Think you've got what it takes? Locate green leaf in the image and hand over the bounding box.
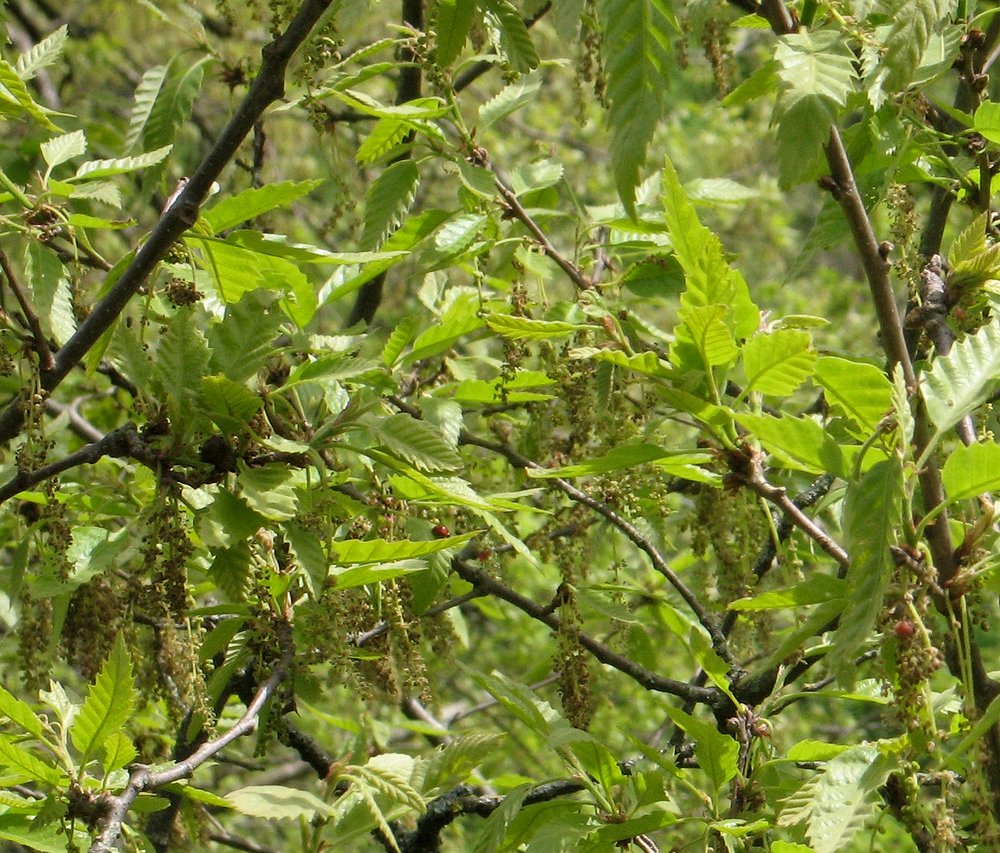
[600,0,675,215]
[332,531,478,563]
[435,0,477,67]
[226,785,333,820]
[0,685,43,738]
[127,54,209,153]
[975,101,1000,146]
[787,740,852,762]
[729,574,846,611]
[71,145,172,180]
[828,458,903,682]
[814,356,892,436]
[0,736,67,786]
[922,318,1000,442]
[153,309,211,435]
[420,734,505,792]
[775,94,837,188]
[484,313,588,341]
[0,59,58,129]
[662,157,759,338]
[25,242,75,345]
[880,0,949,92]
[360,160,420,250]
[40,129,86,174]
[942,441,1000,503]
[284,522,329,593]
[527,443,711,479]
[775,31,857,107]
[208,290,284,383]
[741,329,816,396]
[199,375,263,433]
[102,731,138,772]
[356,115,412,164]
[478,71,543,128]
[238,466,298,521]
[203,180,324,234]
[70,635,136,766]
[333,561,430,590]
[372,413,464,473]
[778,746,895,853]
[675,304,738,368]
[14,25,68,81]
[0,814,88,853]
[382,315,421,367]
[480,0,539,72]
[433,212,485,254]
[735,413,844,476]
[661,704,739,792]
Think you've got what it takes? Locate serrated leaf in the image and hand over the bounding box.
[662,157,759,338]
[729,574,846,611]
[14,25,67,81]
[942,441,1000,503]
[102,731,138,773]
[0,59,58,129]
[40,129,86,174]
[0,686,43,738]
[71,145,172,180]
[484,313,588,341]
[778,746,895,853]
[420,734,505,792]
[600,0,675,215]
[814,356,893,436]
[226,785,333,820]
[356,116,412,164]
[284,522,329,593]
[360,160,420,250]
[25,242,75,345]
[373,413,463,472]
[433,212,485,254]
[208,290,284,382]
[330,530,482,563]
[481,0,539,72]
[735,413,844,476]
[332,561,430,590]
[382,315,421,367]
[127,54,209,154]
[478,71,543,127]
[775,31,857,106]
[661,705,738,792]
[948,210,989,268]
[922,318,1000,442]
[527,443,711,479]
[676,304,738,367]
[0,736,66,786]
[70,635,136,766]
[776,94,837,188]
[153,309,211,435]
[238,466,298,520]
[436,0,477,67]
[880,0,947,92]
[742,328,816,396]
[199,375,263,433]
[828,458,903,683]
[203,179,324,234]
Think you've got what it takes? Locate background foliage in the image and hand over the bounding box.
[0,0,997,851]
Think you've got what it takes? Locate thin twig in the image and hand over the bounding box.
[450,556,720,707]
[0,0,338,444]
[89,624,294,853]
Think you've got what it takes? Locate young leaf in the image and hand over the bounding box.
[372,412,464,472]
[735,413,844,476]
[0,59,58,129]
[332,531,479,564]
[14,25,68,81]
[0,685,43,739]
[827,458,903,683]
[40,129,86,175]
[599,0,676,215]
[435,0,477,67]
[478,71,543,128]
[480,0,539,72]
[127,54,210,153]
[879,0,949,93]
[226,785,333,819]
[203,179,324,234]
[484,313,588,341]
[814,356,892,435]
[526,443,712,479]
[921,318,1000,442]
[70,635,136,767]
[941,441,1000,503]
[741,328,816,397]
[0,736,68,786]
[661,704,739,793]
[71,145,172,180]
[360,160,420,250]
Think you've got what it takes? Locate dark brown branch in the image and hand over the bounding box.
[451,556,720,707]
[89,624,294,853]
[0,0,338,445]
[458,430,731,662]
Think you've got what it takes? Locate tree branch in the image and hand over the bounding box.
[88,623,294,853]
[450,556,720,707]
[0,0,338,444]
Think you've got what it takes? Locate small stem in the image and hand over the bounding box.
[0,167,32,209]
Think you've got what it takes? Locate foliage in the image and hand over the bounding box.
[0,0,998,852]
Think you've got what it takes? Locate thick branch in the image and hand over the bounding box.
[0,0,337,444]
